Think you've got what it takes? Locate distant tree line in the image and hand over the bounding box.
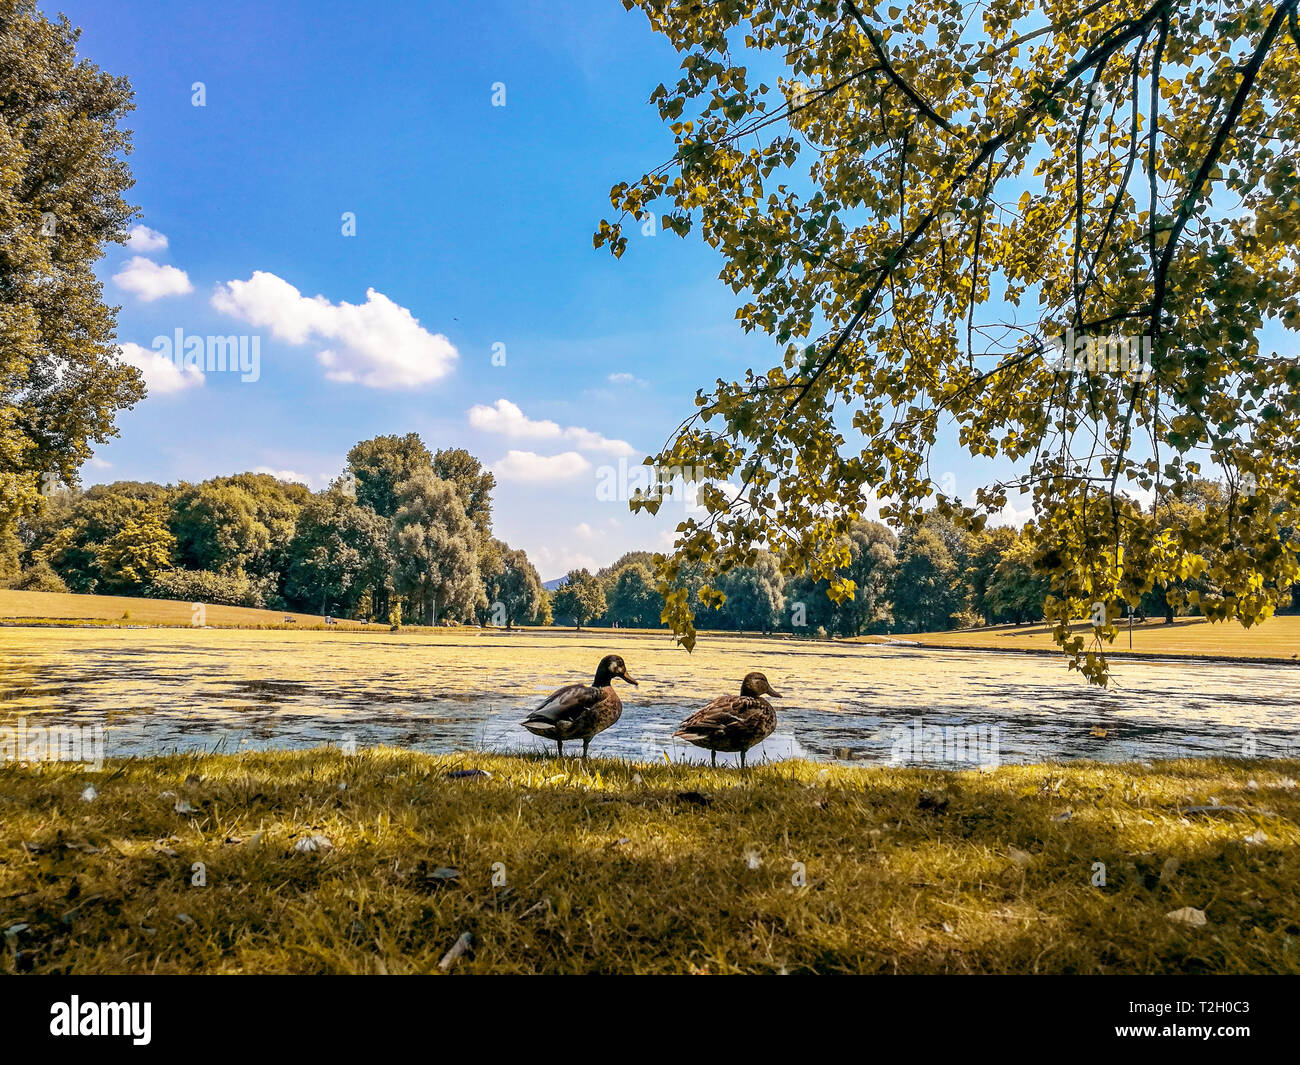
[4,433,547,627]
[551,479,1300,635]
[7,456,1295,635]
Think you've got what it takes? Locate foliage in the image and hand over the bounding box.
[484,539,544,628]
[390,469,482,625]
[146,567,271,608]
[603,0,1300,683]
[0,0,142,537]
[552,569,608,630]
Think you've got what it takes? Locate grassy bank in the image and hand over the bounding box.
[2,749,1298,974]
[869,615,1300,663]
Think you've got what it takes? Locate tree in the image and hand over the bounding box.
[0,1,142,542]
[606,561,663,627]
[552,569,607,630]
[432,448,496,540]
[603,0,1300,684]
[39,487,173,593]
[838,519,898,633]
[347,434,433,519]
[716,551,785,632]
[988,533,1051,625]
[965,526,1019,623]
[286,489,390,617]
[892,526,961,633]
[390,470,481,625]
[170,482,270,576]
[96,513,175,592]
[484,540,544,628]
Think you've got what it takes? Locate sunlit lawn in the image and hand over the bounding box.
[1,749,1298,974]
[870,615,1300,662]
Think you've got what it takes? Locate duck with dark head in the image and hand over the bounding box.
[674,671,780,768]
[521,654,637,758]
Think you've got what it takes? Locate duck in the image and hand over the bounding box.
[521,654,637,758]
[674,671,780,768]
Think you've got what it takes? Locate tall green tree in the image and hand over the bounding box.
[716,551,785,632]
[1,1,142,539]
[606,561,664,627]
[390,469,481,625]
[432,448,496,541]
[604,0,1300,684]
[552,569,607,630]
[286,488,390,617]
[484,540,544,629]
[988,532,1052,625]
[892,525,961,633]
[347,434,434,519]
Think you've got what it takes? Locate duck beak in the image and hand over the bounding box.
[622,673,638,686]
[768,688,782,698]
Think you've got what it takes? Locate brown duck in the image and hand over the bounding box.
[522,654,637,758]
[675,672,780,768]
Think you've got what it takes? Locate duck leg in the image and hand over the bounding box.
[582,738,590,760]
[739,749,747,770]
[556,739,564,758]
[710,750,716,768]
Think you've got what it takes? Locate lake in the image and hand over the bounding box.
[2,626,1297,767]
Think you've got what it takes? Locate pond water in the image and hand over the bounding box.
[1,627,1297,768]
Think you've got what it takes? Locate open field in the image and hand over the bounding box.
[0,588,377,630]
[1,749,1297,974]
[871,615,1300,663]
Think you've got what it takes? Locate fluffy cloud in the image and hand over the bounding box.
[492,449,591,482]
[607,372,647,387]
[113,256,193,301]
[468,399,636,457]
[125,225,169,253]
[115,342,204,394]
[253,466,316,487]
[211,271,457,388]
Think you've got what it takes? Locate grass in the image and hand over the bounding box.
[867,614,1300,663]
[0,589,443,631]
[2,748,1298,974]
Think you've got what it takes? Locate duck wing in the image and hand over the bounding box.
[675,694,766,738]
[523,683,602,729]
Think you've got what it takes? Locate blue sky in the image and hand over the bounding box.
[56,0,811,579]
[57,0,1281,581]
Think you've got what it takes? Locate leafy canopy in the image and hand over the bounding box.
[602,0,1300,682]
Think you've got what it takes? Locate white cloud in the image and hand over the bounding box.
[253,466,315,487]
[468,399,636,457]
[113,256,193,301]
[212,271,457,388]
[492,449,591,482]
[115,342,204,394]
[574,522,594,538]
[88,457,112,470]
[125,224,169,253]
[607,372,647,387]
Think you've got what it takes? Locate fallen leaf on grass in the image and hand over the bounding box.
[1166,907,1207,927]
[293,835,333,854]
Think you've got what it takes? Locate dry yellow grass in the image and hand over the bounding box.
[1,749,1297,974]
[0,589,434,631]
[865,615,1300,663]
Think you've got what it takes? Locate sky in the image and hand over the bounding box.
[53,0,831,580]
[47,0,1245,581]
